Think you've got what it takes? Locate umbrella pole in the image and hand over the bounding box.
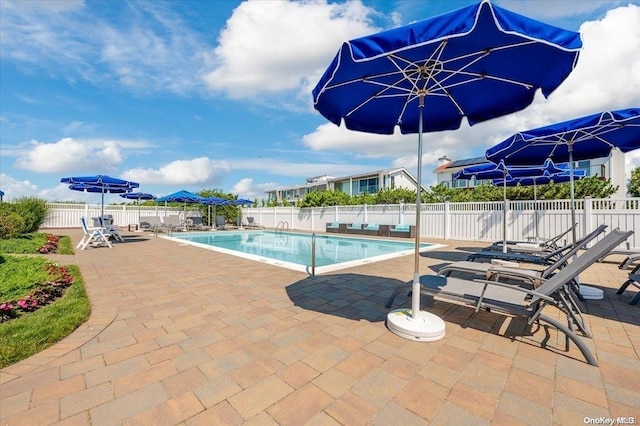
[101,189,105,218]
[534,180,539,243]
[569,146,577,246]
[386,93,445,342]
[502,172,507,253]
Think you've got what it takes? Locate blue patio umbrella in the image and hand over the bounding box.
[454,159,574,249]
[61,175,139,217]
[66,181,137,218]
[119,192,157,223]
[486,108,640,244]
[202,197,228,226]
[157,190,205,222]
[492,170,587,242]
[312,0,582,340]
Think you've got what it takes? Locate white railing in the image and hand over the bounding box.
[42,203,185,229]
[242,197,640,248]
[40,197,640,247]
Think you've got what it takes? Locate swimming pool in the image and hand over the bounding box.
[164,230,444,274]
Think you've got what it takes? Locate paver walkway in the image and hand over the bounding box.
[1,229,639,425]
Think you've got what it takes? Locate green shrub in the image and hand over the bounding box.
[11,197,48,233]
[0,213,25,239]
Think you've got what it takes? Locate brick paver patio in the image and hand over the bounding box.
[1,228,639,425]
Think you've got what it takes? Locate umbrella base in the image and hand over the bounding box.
[580,284,604,300]
[386,309,446,341]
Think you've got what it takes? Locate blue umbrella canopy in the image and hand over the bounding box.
[312,0,582,340]
[65,178,138,217]
[156,190,204,203]
[453,159,570,181]
[61,175,139,189]
[233,198,253,206]
[120,192,156,201]
[486,108,640,166]
[486,108,640,244]
[119,192,156,223]
[492,170,586,187]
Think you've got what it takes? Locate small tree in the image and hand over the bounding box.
[628,166,640,197]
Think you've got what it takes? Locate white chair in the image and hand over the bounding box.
[77,217,112,250]
[98,216,124,242]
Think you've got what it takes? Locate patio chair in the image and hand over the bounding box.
[98,216,124,242]
[386,228,633,366]
[346,223,364,234]
[466,227,606,265]
[616,274,640,305]
[186,216,210,231]
[246,217,263,229]
[488,224,575,252]
[77,217,112,250]
[161,215,182,233]
[215,215,232,230]
[620,253,640,273]
[598,245,640,269]
[140,216,162,232]
[390,224,415,238]
[326,222,347,234]
[439,225,608,288]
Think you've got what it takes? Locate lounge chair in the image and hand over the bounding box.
[346,222,364,234]
[215,215,232,230]
[386,228,633,366]
[620,253,640,273]
[616,273,640,305]
[390,224,415,238]
[140,216,162,232]
[326,222,347,234]
[466,228,605,265]
[98,216,124,242]
[186,216,210,231]
[77,217,112,250]
[246,217,263,229]
[598,245,640,269]
[439,225,608,287]
[489,224,575,252]
[161,215,182,233]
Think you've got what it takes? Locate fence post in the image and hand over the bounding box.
[583,197,592,244]
[335,205,339,222]
[363,204,368,223]
[399,202,404,225]
[444,201,450,240]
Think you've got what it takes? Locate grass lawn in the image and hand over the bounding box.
[0,233,90,368]
[0,232,73,255]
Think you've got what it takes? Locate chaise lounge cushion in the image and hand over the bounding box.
[390,224,415,238]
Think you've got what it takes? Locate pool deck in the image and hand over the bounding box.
[1,228,639,425]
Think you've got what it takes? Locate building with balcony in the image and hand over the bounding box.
[266,168,423,204]
[433,151,627,197]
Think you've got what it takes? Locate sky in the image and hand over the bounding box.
[1,0,639,204]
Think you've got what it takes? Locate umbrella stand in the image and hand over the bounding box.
[387,94,446,341]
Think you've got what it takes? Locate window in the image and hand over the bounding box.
[576,160,591,176]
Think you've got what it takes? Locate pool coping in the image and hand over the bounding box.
[160,230,446,274]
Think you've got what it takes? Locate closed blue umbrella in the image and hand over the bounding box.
[313,0,582,340]
[486,108,640,244]
[0,190,4,202]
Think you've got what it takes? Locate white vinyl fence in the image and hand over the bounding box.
[41,197,640,247]
[242,197,640,248]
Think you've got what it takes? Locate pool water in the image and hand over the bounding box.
[165,230,443,274]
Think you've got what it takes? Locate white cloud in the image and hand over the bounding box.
[13,137,125,173]
[202,0,380,99]
[123,157,231,186]
[0,174,38,201]
[228,157,373,178]
[229,177,278,200]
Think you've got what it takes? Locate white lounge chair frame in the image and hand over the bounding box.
[77,217,112,250]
